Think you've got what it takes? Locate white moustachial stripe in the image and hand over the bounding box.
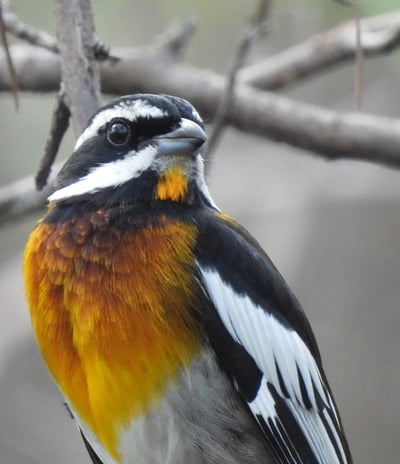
[48,145,157,202]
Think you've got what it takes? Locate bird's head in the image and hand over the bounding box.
[49,94,216,208]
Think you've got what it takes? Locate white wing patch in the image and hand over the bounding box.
[199,266,347,464]
[49,145,157,201]
[75,99,167,150]
[200,267,325,408]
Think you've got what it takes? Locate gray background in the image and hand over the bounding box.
[1,1,399,463]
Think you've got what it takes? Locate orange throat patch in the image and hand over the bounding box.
[156,168,188,201]
[23,212,201,460]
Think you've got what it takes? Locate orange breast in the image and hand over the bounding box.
[23,209,201,460]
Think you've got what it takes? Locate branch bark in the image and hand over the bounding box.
[239,11,400,90]
[54,0,100,135]
[2,2,58,53]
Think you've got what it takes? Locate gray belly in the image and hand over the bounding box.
[118,348,273,464]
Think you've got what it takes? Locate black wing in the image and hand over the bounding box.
[194,211,352,464]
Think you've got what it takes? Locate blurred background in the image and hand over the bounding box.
[1,0,400,462]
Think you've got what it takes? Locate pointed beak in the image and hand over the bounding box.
[149,118,207,158]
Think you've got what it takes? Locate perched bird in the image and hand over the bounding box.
[24,94,352,464]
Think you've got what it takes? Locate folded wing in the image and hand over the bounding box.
[195,213,352,464]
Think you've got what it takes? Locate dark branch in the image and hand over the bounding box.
[92,40,119,63]
[206,0,269,156]
[35,89,70,190]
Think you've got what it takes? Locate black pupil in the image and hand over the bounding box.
[108,122,130,145]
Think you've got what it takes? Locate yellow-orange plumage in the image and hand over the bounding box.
[156,168,188,201]
[24,209,201,459]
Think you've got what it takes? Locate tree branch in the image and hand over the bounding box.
[54,0,101,136]
[239,10,400,90]
[2,1,58,53]
[0,43,400,170]
[0,170,56,226]
[2,9,400,95]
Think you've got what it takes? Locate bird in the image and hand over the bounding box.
[24,93,352,464]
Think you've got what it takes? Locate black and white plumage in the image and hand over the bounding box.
[194,212,351,464]
[29,94,352,464]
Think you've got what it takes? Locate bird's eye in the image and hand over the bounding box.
[107,121,130,146]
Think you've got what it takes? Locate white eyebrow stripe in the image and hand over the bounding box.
[74,100,167,150]
[48,145,157,202]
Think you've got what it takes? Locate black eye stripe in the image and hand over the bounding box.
[100,115,179,148]
[133,115,178,139]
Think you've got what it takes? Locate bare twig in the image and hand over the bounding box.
[253,0,271,22]
[206,0,269,156]
[35,89,70,190]
[2,1,58,53]
[2,2,119,62]
[239,11,400,90]
[153,15,198,58]
[0,2,18,109]
[92,40,119,63]
[353,2,363,109]
[332,0,364,109]
[54,0,101,136]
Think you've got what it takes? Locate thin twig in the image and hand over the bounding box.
[332,0,364,108]
[35,89,70,190]
[153,15,198,58]
[92,40,119,63]
[0,2,18,109]
[2,1,58,53]
[2,2,118,62]
[353,2,364,108]
[206,0,270,156]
